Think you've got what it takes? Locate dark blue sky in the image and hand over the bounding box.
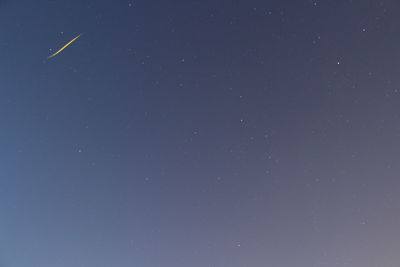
[1,1,400,266]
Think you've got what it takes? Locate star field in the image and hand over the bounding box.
[0,1,400,266]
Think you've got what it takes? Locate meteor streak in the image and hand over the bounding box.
[48,33,83,59]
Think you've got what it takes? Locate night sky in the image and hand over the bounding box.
[1,1,400,266]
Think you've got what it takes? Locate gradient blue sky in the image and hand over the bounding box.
[1,1,400,266]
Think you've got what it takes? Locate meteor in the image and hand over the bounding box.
[48,33,83,59]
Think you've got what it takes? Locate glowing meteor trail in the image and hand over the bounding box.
[48,33,83,59]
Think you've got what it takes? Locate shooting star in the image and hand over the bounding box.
[48,33,83,59]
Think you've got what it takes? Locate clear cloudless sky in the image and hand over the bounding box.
[1,0,400,266]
